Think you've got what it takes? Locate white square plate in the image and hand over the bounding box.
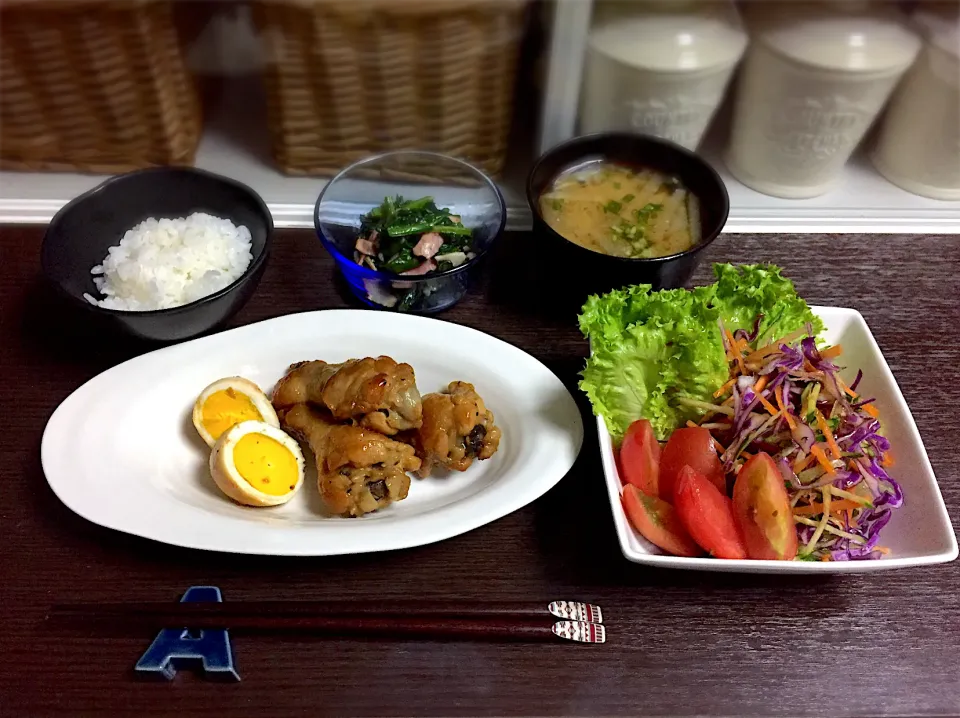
[598,306,958,573]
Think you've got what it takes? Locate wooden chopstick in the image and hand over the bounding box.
[48,603,606,644]
[50,600,603,624]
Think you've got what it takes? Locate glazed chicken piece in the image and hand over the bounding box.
[280,404,420,517]
[272,356,422,435]
[408,381,502,477]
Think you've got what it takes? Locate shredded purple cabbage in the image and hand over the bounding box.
[733,314,764,343]
[708,323,903,561]
[849,369,864,392]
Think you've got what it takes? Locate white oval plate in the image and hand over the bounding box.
[41,311,584,556]
[600,306,958,573]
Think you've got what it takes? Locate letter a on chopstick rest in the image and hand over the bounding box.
[135,586,240,681]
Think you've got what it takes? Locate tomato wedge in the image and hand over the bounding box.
[618,419,660,497]
[659,427,725,500]
[733,452,798,560]
[622,484,701,558]
[674,465,748,559]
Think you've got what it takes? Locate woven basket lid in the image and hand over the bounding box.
[256,0,523,16]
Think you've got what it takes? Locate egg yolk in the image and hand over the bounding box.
[202,388,262,441]
[232,433,299,496]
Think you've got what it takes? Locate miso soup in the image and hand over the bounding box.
[539,163,701,259]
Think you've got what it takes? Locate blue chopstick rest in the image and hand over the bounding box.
[135,585,240,681]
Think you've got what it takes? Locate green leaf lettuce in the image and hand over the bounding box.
[712,263,824,342]
[578,263,822,442]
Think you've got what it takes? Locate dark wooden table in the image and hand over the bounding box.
[1,225,958,717]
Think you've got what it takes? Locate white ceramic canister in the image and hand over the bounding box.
[579,0,748,150]
[871,4,960,200]
[725,0,922,199]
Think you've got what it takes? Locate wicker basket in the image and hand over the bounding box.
[253,0,528,178]
[0,0,202,173]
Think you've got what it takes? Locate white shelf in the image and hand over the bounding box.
[1,77,958,234]
[708,146,960,234]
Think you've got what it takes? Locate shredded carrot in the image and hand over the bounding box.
[882,452,895,467]
[686,420,698,429]
[753,376,768,393]
[816,410,842,460]
[793,453,813,473]
[757,392,779,417]
[713,378,736,398]
[875,546,890,555]
[811,445,836,474]
[863,403,880,418]
[775,388,797,429]
[803,360,817,373]
[837,376,858,398]
[820,555,832,562]
[724,326,746,374]
[820,344,843,360]
[745,344,781,363]
[793,499,863,516]
[745,329,806,362]
[721,395,735,407]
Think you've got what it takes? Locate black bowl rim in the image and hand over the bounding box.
[313,150,507,283]
[525,131,731,266]
[41,166,274,317]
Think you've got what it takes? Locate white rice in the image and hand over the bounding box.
[83,212,254,311]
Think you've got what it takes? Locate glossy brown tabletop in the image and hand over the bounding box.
[1,225,958,717]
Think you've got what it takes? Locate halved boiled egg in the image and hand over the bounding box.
[209,420,306,507]
[192,377,280,447]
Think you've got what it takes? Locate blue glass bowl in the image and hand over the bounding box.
[315,151,506,314]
